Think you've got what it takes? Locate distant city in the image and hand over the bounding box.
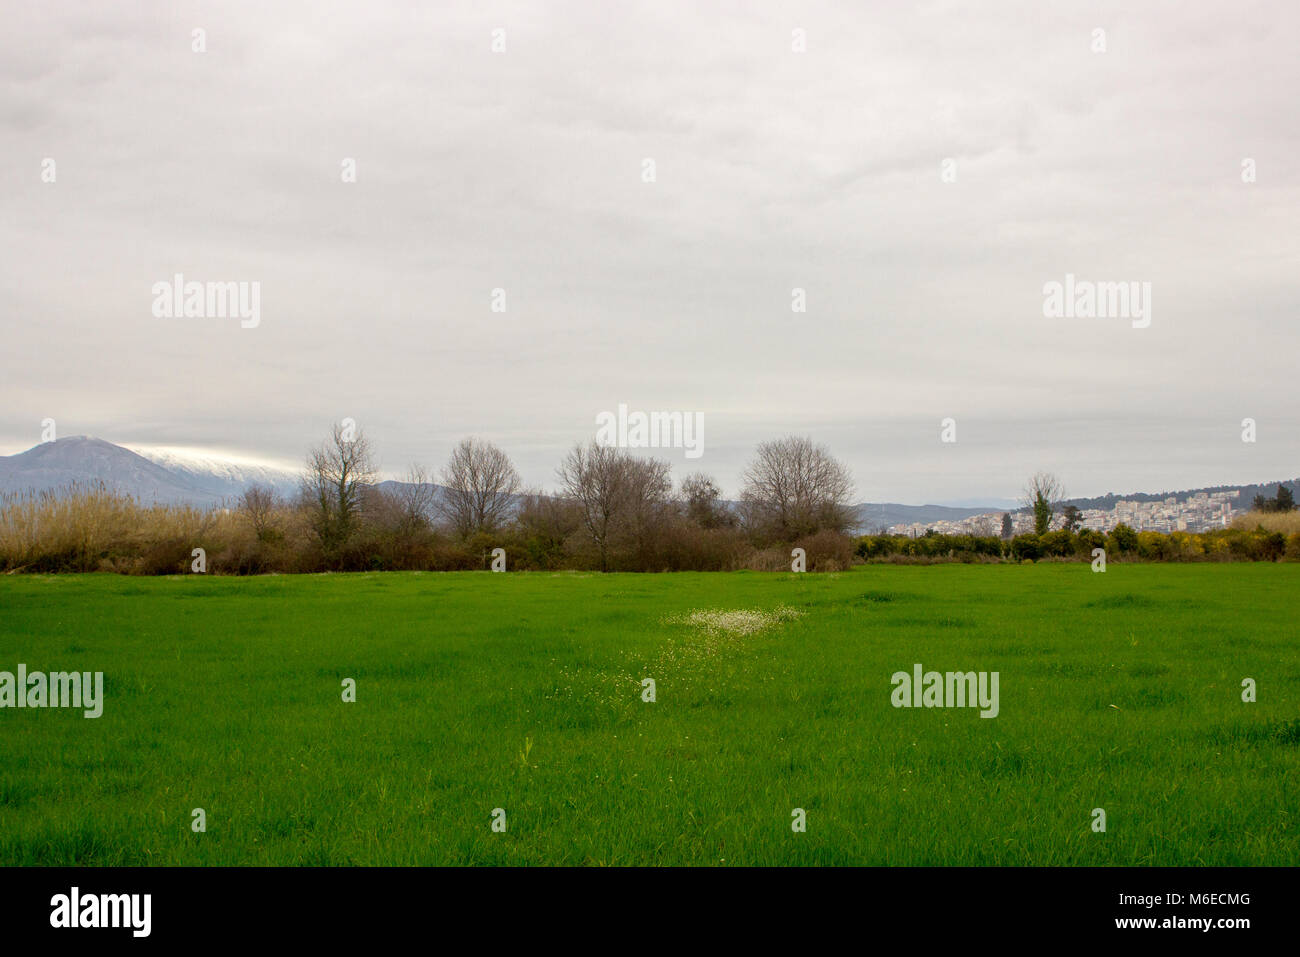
[888,490,1241,537]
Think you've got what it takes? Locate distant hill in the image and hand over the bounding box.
[852,502,993,532]
[372,479,453,508]
[0,436,298,506]
[1060,479,1299,512]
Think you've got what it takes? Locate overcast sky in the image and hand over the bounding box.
[2,0,1296,504]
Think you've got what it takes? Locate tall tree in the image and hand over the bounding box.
[1062,504,1083,532]
[1021,471,1064,535]
[301,422,377,556]
[557,442,631,572]
[438,438,521,539]
[622,457,674,565]
[1275,484,1296,512]
[739,436,855,541]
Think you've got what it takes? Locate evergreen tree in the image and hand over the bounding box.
[1276,484,1296,512]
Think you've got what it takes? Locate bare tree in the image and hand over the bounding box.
[438,438,521,539]
[239,484,280,541]
[392,464,437,535]
[739,436,855,541]
[622,456,673,564]
[557,442,632,572]
[1021,471,1064,535]
[301,422,377,554]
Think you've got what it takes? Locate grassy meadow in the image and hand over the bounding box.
[1,564,1297,865]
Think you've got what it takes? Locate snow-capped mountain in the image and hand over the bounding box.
[0,436,300,506]
[127,445,301,500]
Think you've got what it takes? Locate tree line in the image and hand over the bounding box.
[281,424,858,573]
[0,427,858,574]
[3,432,1294,574]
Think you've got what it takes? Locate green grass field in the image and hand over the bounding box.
[1,565,1297,865]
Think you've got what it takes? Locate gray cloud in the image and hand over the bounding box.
[2,0,1296,501]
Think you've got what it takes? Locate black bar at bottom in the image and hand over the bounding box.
[0,866,1280,944]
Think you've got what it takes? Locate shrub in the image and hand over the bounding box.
[1075,529,1106,556]
[794,530,855,571]
[657,525,749,572]
[1136,531,1167,560]
[1286,533,1300,562]
[743,547,790,572]
[1107,523,1139,555]
[1257,530,1286,562]
[1011,534,1044,562]
[1039,530,1076,558]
